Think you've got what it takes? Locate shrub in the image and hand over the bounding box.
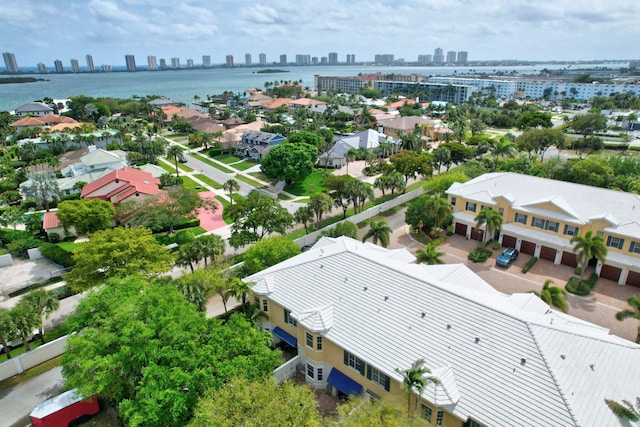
[47,233,60,243]
[565,273,599,296]
[22,199,37,210]
[39,243,75,267]
[0,229,32,245]
[7,237,44,258]
[522,257,538,273]
[468,246,492,263]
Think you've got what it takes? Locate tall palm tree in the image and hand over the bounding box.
[362,220,393,248]
[490,137,516,170]
[0,308,17,359]
[427,196,452,232]
[345,148,357,175]
[175,278,207,312]
[606,398,640,423]
[616,295,640,343]
[533,279,569,313]
[229,277,253,313]
[166,144,184,177]
[21,289,60,345]
[308,192,333,228]
[10,303,39,352]
[395,358,440,418]
[570,231,607,280]
[474,208,503,243]
[416,243,445,265]
[294,206,314,234]
[192,234,225,267]
[223,179,240,206]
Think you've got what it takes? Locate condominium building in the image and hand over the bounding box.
[418,54,432,65]
[171,57,180,69]
[186,59,194,69]
[245,53,252,66]
[446,51,457,64]
[328,52,338,65]
[147,55,158,70]
[202,55,211,68]
[246,235,640,427]
[259,53,267,65]
[447,172,640,286]
[428,76,519,98]
[54,59,64,73]
[225,55,234,67]
[375,80,474,104]
[523,81,640,101]
[86,54,95,72]
[159,59,166,70]
[279,54,287,65]
[125,54,136,71]
[37,63,47,74]
[374,54,394,65]
[2,52,18,73]
[70,59,80,73]
[346,54,356,64]
[457,51,468,65]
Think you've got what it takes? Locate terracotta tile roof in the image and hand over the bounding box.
[161,105,182,120]
[11,115,77,128]
[80,167,161,203]
[383,116,435,130]
[289,98,326,107]
[385,99,416,110]
[263,98,293,110]
[50,122,84,132]
[42,211,61,229]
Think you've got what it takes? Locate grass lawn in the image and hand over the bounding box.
[215,196,234,224]
[158,161,176,174]
[213,154,242,165]
[177,162,194,172]
[248,171,277,185]
[235,174,263,188]
[231,160,258,171]
[194,174,222,189]
[57,241,82,252]
[181,176,209,192]
[293,197,309,203]
[278,193,292,201]
[284,170,332,196]
[191,153,234,173]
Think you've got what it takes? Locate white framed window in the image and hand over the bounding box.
[514,213,528,224]
[344,350,364,375]
[316,336,323,351]
[563,225,579,236]
[421,404,432,422]
[317,368,323,381]
[306,332,313,348]
[262,299,268,312]
[498,207,504,216]
[465,201,477,212]
[630,241,640,254]
[531,217,545,229]
[450,197,457,206]
[306,363,315,379]
[607,236,625,250]
[367,366,390,391]
[284,309,297,327]
[545,220,559,232]
[436,410,444,426]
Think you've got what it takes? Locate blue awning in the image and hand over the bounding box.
[327,368,363,395]
[272,326,297,347]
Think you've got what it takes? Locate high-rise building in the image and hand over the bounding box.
[171,57,181,69]
[374,54,394,65]
[312,57,319,65]
[159,58,167,70]
[457,51,468,65]
[2,52,18,73]
[304,55,311,64]
[279,54,287,65]
[202,55,211,68]
[125,54,136,71]
[70,59,80,73]
[101,64,112,72]
[433,48,444,64]
[86,54,95,72]
[346,54,356,64]
[295,54,304,65]
[54,59,64,73]
[328,52,338,65]
[259,53,266,65]
[186,59,194,68]
[245,53,252,66]
[225,55,234,67]
[320,57,327,65]
[147,55,157,70]
[446,51,457,64]
[37,63,47,73]
[418,54,432,65]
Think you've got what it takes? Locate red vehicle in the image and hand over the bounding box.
[30,389,100,427]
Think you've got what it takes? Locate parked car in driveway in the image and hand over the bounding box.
[496,247,519,267]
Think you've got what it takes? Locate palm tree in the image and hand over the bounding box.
[490,138,516,170]
[345,148,357,175]
[229,278,253,313]
[362,220,393,248]
[21,289,60,345]
[570,231,607,280]
[192,234,225,267]
[395,358,440,418]
[616,295,640,343]
[533,279,569,313]
[10,303,39,352]
[175,278,207,312]
[606,398,640,423]
[427,196,452,233]
[0,308,17,359]
[294,206,314,234]
[416,243,445,265]
[474,208,503,243]
[223,179,240,206]
[166,144,184,177]
[308,193,334,228]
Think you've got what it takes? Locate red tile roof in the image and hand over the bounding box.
[80,167,161,203]
[42,211,61,229]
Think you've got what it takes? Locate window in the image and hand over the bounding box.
[262,299,268,313]
[606,236,625,250]
[367,366,390,391]
[421,404,432,422]
[307,363,314,379]
[451,197,457,206]
[436,410,444,426]
[317,368,323,381]
[465,201,476,212]
[630,241,640,254]
[514,213,528,224]
[344,350,365,375]
[531,217,545,229]
[544,220,559,232]
[563,225,579,236]
[597,231,604,238]
[306,332,313,348]
[316,336,323,351]
[498,207,504,216]
[284,309,297,327]
[254,295,260,306]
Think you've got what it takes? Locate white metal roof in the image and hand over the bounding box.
[246,236,640,427]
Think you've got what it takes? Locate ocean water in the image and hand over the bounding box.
[0,63,612,113]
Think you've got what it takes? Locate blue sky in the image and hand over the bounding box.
[1,0,639,67]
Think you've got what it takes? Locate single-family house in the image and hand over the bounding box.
[13,102,54,117]
[61,148,128,178]
[42,211,77,239]
[317,129,399,169]
[234,130,286,161]
[382,116,435,139]
[80,167,161,204]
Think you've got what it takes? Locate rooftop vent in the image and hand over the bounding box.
[475,337,480,344]
[561,354,566,360]
[520,358,526,366]
[319,265,323,269]
[384,296,389,301]
[446,324,451,330]
[590,364,595,371]
[363,286,368,291]
[421,312,426,318]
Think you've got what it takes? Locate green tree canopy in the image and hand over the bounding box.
[63,227,174,291]
[322,221,358,239]
[389,150,433,184]
[62,276,282,427]
[20,171,60,211]
[514,111,553,130]
[362,220,392,248]
[56,199,115,235]
[243,235,301,275]
[260,142,317,184]
[285,130,324,150]
[331,396,424,427]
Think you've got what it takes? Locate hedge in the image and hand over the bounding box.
[521,257,538,273]
[565,273,599,296]
[152,217,201,233]
[39,243,75,267]
[0,229,32,245]
[468,247,492,263]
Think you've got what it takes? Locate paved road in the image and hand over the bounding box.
[0,366,64,427]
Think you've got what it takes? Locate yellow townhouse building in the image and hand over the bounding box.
[245,236,640,427]
[446,172,640,286]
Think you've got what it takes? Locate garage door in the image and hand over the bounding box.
[502,235,517,248]
[470,227,484,241]
[561,252,578,267]
[455,223,467,236]
[600,264,622,282]
[520,240,536,256]
[627,270,640,287]
[539,246,557,262]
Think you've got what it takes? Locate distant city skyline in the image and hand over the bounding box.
[1,0,638,69]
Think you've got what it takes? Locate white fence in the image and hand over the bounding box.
[294,187,425,247]
[273,354,301,385]
[0,335,69,381]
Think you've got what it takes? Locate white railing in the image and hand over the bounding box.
[0,335,69,381]
[273,354,301,384]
